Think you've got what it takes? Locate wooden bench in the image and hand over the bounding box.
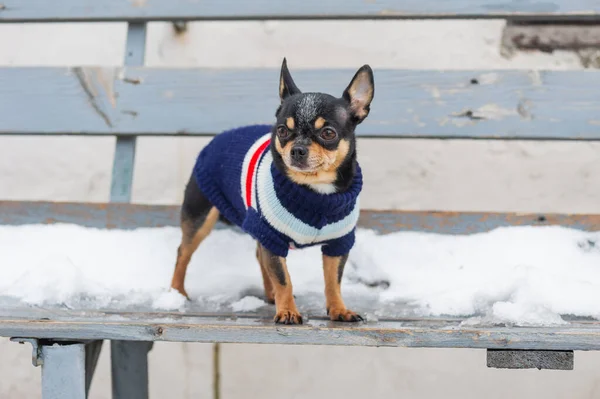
[1,1,600,397]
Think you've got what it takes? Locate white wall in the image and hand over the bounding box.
[1,20,599,399]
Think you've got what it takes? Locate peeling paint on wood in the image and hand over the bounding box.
[130,0,147,8]
[528,70,544,86]
[502,21,600,56]
[468,103,520,120]
[73,67,118,128]
[0,0,599,22]
[476,72,500,85]
[1,68,600,139]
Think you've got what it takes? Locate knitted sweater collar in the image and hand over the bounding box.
[269,160,362,227]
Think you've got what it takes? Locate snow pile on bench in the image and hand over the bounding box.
[1,223,599,326]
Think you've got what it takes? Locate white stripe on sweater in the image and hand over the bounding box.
[255,152,360,245]
[240,133,271,209]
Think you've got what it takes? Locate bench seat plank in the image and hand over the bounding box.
[2,311,600,350]
[1,201,600,233]
[0,67,599,139]
[1,0,599,22]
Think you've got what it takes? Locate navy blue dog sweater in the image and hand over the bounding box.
[193,124,362,257]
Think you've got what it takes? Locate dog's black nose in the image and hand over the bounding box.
[290,146,308,161]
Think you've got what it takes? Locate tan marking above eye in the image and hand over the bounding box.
[314,117,326,129]
[286,117,295,130]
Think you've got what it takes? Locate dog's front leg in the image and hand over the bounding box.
[258,244,303,325]
[323,254,363,322]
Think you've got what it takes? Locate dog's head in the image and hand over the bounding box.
[271,58,374,193]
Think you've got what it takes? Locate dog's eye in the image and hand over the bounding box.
[320,128,337,141]
[276,126,290,139]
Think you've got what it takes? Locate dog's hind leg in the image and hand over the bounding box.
[255,242,275,304]
[170,175,219,299]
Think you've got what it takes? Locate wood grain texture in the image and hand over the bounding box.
[2,201,600,233]
[3,315,600,350]
[1,0,599,22]
[1,67,600,139]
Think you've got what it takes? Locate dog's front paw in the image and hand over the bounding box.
[274,308,303,325]
[328,307,364,322]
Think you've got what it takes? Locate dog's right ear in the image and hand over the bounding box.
[342,65,374,123]
[279,58,301,102]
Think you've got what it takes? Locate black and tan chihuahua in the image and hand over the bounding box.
[170,58,374,324]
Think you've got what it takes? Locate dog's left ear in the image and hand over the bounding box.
[342,65,374,123]
[279,57,301,102]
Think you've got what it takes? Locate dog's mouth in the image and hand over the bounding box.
[287,161,323,174]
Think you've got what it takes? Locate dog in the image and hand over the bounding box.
[170,58,374,325]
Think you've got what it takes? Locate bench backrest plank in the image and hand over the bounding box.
[2,0,599,22]
[1,67,599,140]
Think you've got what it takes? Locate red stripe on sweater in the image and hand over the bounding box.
[245,139,271,207]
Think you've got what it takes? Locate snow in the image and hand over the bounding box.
[230,296,267,312]
[152,288,187,311]
[1,223,600,326]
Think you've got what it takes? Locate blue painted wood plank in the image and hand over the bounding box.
[1,0,599,22]
[0,202,180,230]
[3,315,600,350]
[0,67,599,140]
[1,201,599,233]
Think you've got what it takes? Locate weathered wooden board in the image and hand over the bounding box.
[1,67,599,139]
[1,0,599,22]
[3,313,600,350]
[1,201,600,233]
[502,21,600,55]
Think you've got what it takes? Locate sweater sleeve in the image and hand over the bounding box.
[321,229,356,257]
[242,208,290,258]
